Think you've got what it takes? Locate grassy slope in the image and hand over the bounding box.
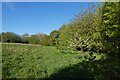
[2,43,84,78]
[2,43,120,79]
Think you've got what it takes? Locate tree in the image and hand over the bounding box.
[57,3,103,53]
[21,33,30,43]
[100,2,120,56]
[29,35,39,44]
[2,32,22,43]
[49,30,59,46]
[58,24,73,51]
[36,33,49,46]
[29,33,50,46]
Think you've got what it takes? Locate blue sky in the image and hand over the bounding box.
[2,2,99,35]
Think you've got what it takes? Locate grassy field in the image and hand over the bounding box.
[2,43,120,79]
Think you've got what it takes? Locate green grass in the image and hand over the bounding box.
[2,43,120,79]
[2,43,83,78]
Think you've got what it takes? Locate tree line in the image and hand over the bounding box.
[0,32,50,45]
[1,2,120,57]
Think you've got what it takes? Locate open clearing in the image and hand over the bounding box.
[2,43,120,79]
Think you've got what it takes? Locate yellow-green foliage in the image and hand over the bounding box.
[58,4,103,53]
[101,2,120,56]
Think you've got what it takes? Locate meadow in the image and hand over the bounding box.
[2,43,120,79]
[2,43,102,78]
[2,2,120,79]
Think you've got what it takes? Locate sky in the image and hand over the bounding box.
[2,2,99,35]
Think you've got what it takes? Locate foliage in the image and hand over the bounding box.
[29,35,39,44]
[2,3,120,56]
[2,32,22,43]
[36,34,50,46]
[100,2,120,56]
[47,57,120,80]
[29,34,49,46]
[2,2,120,79]
[49,30,59,46]
[58,3,103,53]
[21,33,30,44]
[58,24,72,50]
